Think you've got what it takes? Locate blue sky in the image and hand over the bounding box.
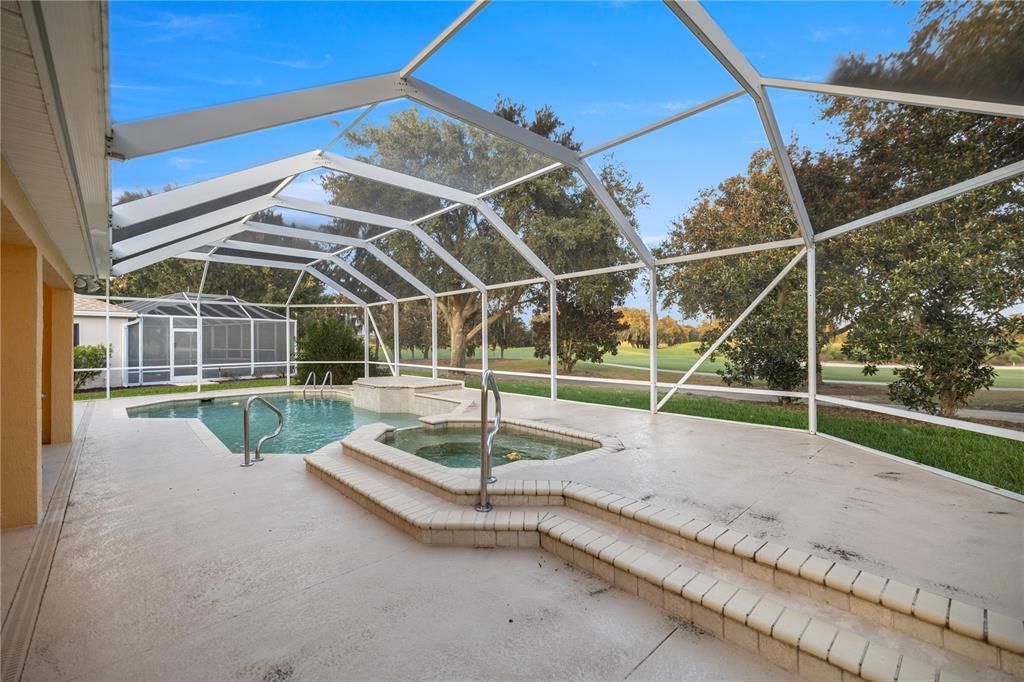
[110,0,922,314]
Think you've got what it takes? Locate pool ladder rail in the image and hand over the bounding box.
[301,371,333,399]
[476,370,502,512]
[242,395,283,467]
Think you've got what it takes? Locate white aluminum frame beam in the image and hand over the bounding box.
[112,217,253,275]
[656,237,805,266]
[574,162,655,266]
[217,238,329,261]
[112,195,274,258]
[111,152,318,227]
[471,200,555,282]
[762,78,1024,120]
[662,0,816,247]
[399,0,490,79]
[814,160,1024,242]
[394,87,748,229]
[275,194,412,231]
[243,222,436,297]
[177,251,308,270]
[657,247,807,410]
[331,256,398,303]
[582,88,746,157]
[109,74,402,160]
[318,152,555,282]
[402,77,656,265]
[270,195,486,289]
[305,266,369,306]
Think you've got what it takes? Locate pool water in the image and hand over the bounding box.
[387,427,592,468]
[128,395,421,454]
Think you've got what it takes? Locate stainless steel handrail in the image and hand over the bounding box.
[319,371,332,397]
[302,372,316,399]
[476,370,502,512]
[242,395,283,467]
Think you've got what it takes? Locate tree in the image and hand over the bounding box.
[616,307,650,348]
[657,149,830,395]
[658,2,1024,414]
[822,1,1024,416]
[490,313,530,358]
[326,99,643,368]
[532,291,627,374]
[73,344,108,390]
[398,303,433,359]
[828,0,1023,105]
[656,316,686,346]
[295,317,368,385]
[108,197,327,305]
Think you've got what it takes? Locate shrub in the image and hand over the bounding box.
[295,318,370,386]
[73,344,109,390]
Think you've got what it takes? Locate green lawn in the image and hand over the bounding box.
[450,374,1024,494]
[402,343,1024,389]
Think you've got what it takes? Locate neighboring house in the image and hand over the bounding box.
[73,294,138,388]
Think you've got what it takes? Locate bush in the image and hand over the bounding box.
[73,344,109,390]
[295,318,369,386]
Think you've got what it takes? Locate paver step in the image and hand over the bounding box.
[305,451,1018,682]
[336,422,1024,678]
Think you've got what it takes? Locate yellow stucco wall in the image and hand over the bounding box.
[49,287,74,444]
[1,164,76,527]
[1,243,44,528]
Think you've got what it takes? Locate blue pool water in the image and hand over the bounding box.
[387,427,591,468]
[128,394,421,454]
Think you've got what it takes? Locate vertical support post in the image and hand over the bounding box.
[137,317,143,386]
[480,290,489,373]
[392,303,400,377]
[363,306,370,378]
[549,282,557,400]
[648,268,658,413]
[807,244,818,434]
[104,278,111,400]
[431,297,438,379]
[196,258,211,393]
[285,305,291,386]
[250,319,255,376]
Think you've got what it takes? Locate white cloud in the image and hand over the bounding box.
[168,157,203,171]
[278,175,329,203]
[111,83,161,91]
[662,99,698,112]
[809,25,860,42]
[256,54,333,70]
[198,76,265,87]
[127,12,250,43]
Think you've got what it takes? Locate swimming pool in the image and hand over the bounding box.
[386,426,591,468]
[128,394,421,454]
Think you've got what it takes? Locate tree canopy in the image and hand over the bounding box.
[326,98,645,369]
[658,2,1023,414]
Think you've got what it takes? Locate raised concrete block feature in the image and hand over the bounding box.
[352,375,463,415]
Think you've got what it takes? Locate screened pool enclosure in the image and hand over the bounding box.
[120,294,296,385]
[83,1,1022,445]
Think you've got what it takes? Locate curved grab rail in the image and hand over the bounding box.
[302,372,316,399]
[476,370,502,512]
[319,371,333,397]
[242,395,283,467]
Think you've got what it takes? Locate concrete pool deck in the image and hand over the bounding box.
[2,384,1020,680]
